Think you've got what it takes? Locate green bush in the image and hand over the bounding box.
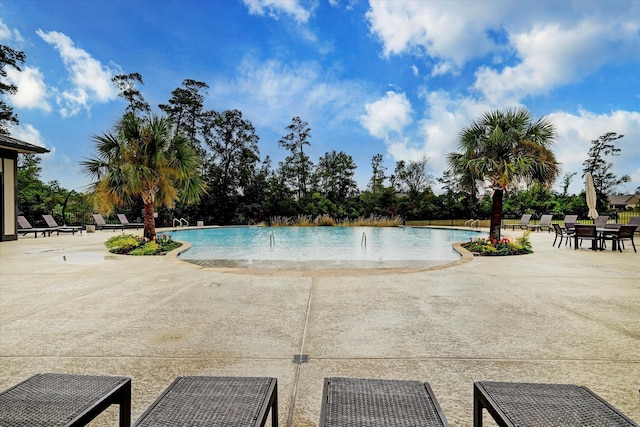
[462,231,533,256]
[104,233,181,255]
[105,234,142,254]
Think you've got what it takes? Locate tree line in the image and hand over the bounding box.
[2,44,636,239]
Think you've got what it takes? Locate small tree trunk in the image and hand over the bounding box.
[490,188,503,241]
[143,202,156,240]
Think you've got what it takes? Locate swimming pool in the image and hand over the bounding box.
[173,226,484,270]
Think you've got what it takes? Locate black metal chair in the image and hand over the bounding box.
[573,224,599,250]
[616,224,637,252]
[552,223,571,247]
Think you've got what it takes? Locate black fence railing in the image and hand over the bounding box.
[22,209,640,231]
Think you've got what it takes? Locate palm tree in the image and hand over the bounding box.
[82,112,206,239]
[448,107,560,241]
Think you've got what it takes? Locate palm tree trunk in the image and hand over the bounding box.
[490,188,503,241]
[143,202,156,240]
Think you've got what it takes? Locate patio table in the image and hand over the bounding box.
[0,373,131,427]
[319,377,449,426]
[598,227,620,251]
[473,381,638,427]
[133,376,278,426]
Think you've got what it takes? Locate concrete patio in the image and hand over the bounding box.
[0,227,638,426]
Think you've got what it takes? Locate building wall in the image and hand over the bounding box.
[1,153,18,241]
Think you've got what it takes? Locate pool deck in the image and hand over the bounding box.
[1,227,638,426]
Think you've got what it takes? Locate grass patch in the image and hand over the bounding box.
[105,233,182,255]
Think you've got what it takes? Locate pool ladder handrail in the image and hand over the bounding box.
[361,231,367,249]
[173,218,189,227]
[269,231,275,248]
[465,219,480,229]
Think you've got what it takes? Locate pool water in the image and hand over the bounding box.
[173,226,484,270]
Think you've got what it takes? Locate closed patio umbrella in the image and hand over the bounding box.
[585,172,598,220]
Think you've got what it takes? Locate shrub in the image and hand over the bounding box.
[104,233,181,255]
[462,231,533,256]
[105,234,142,254]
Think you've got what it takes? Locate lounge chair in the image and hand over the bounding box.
[17,216,56,238]
[507,214,532,230]
[319,377,449,427]
[562,214,578,233]
[594,215,609,228]
[92,214,125,231]
[573,224,599,250]
[0,373,131,427]
[318,377,449,427]
[474,381,637,427]
[42,214,83,235]
[528,214,553,232]
[133,377,277,427]
[616,224,637,252]
[552,223,572,247]
[117,214,143,230]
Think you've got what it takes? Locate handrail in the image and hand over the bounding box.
[172,218,189,227]
[270,231,275,248]
[361,232,367,249]
[465,219,480,229]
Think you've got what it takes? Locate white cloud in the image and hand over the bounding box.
[0,18,23,42]
[242,0,314,23]
[550,108,640,194]
[360,91,413,139]
[10,123,48,149]
[366,1,499,70]
[5,66,51,112]
[36,29,117,117]
[212,57,364,133]
[474,20,640,104]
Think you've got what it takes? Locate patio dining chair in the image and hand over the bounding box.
[573,224,599,251]
[616,224,637,252]
[552,223,571,247]
[628,217,640,235]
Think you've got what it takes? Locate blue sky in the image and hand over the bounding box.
[1,0,639,196]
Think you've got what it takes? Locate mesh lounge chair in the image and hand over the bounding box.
[42,214,83,235]
[17,216,55,238]
[117,214,143,230]
[528,214,553,232]
[507,214,532,230]
[474,382,638,427]
[133,377,277,427]
[92,214,125,231]
[616,224,637,252]
[319,377,450,427]
[594,215,609,228]
[562,214,578,233]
